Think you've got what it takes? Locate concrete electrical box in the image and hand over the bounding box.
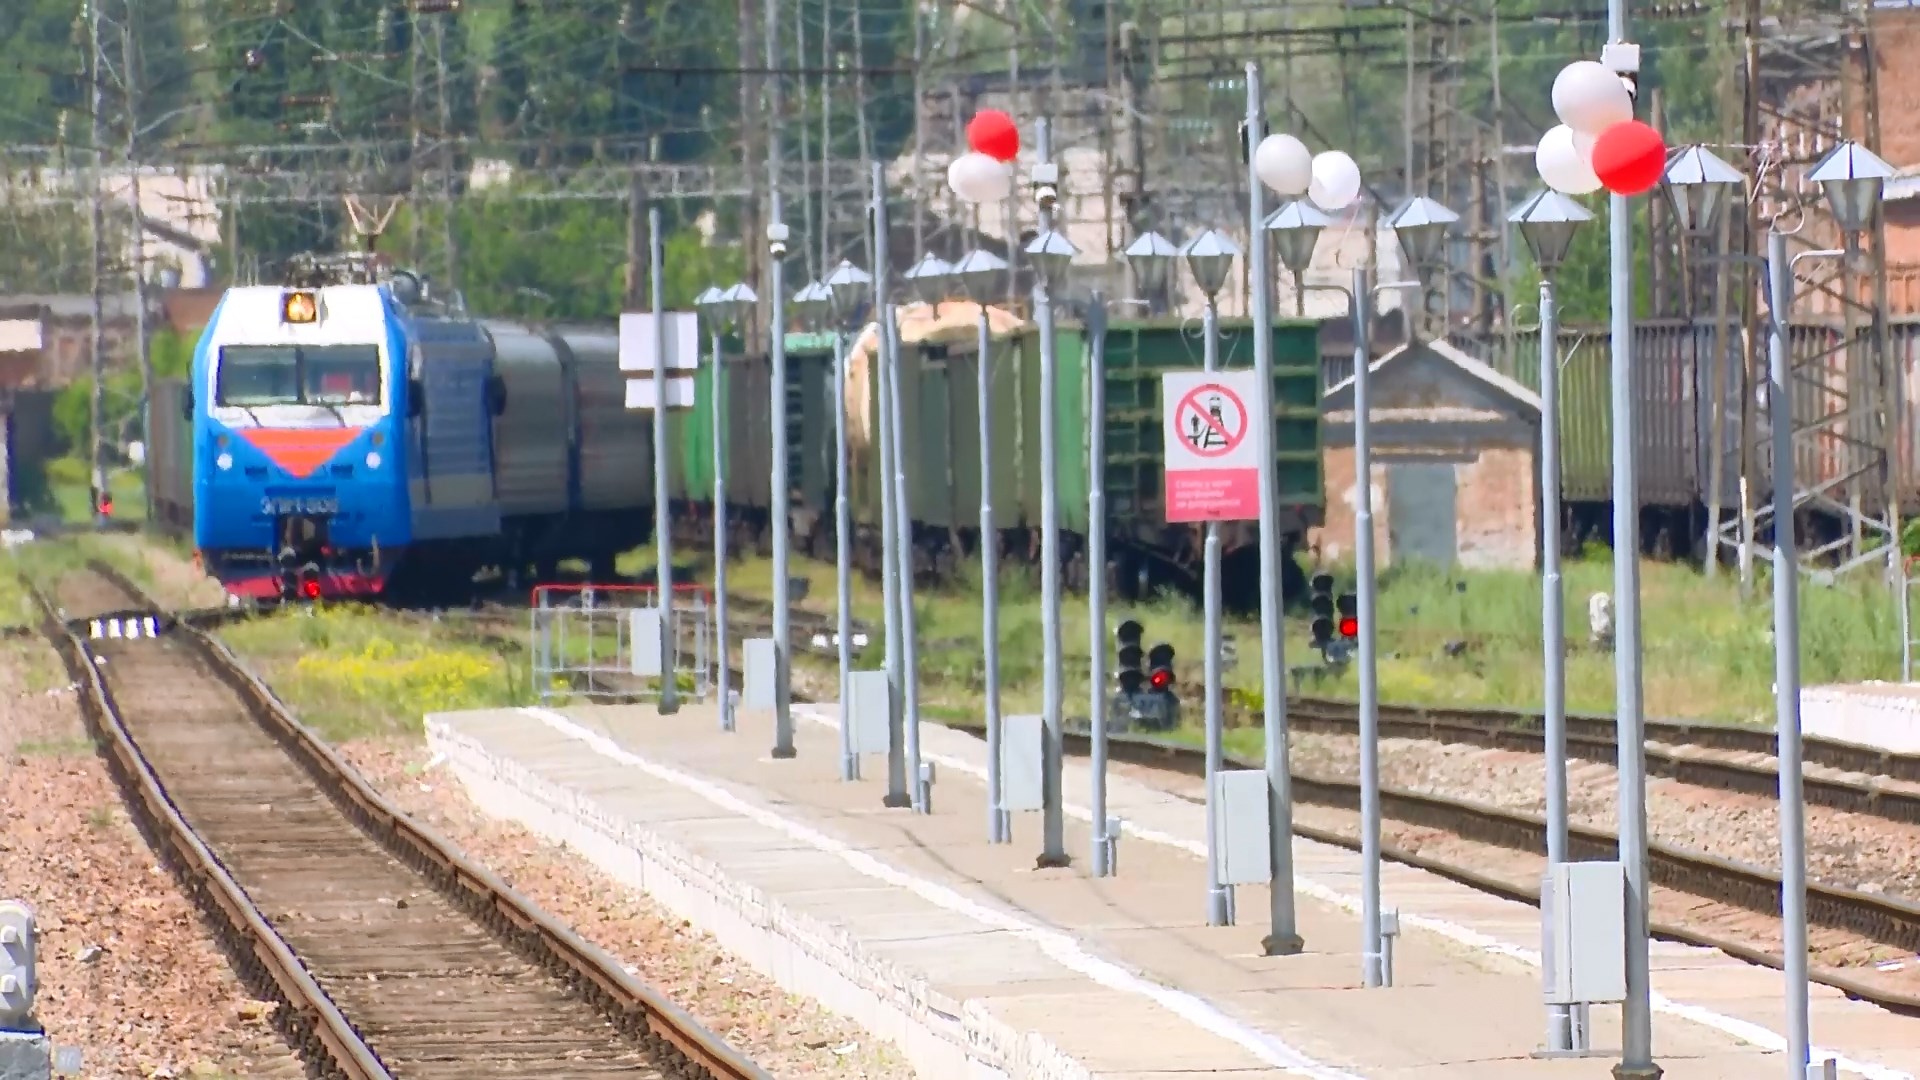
[1000,714,1045,811]
[846,670,892,755]
[628,609,665,677]
[741,638,777,709]
[1543,861,1627,1005]
[1210,769,1272,885]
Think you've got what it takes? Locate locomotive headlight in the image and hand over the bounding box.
[216,452,233,471]
[365,451,382,470]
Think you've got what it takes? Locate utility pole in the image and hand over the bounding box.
[87,0,107,526]
[409,6,424,261]
[432,17,458,298]
[765,0,798,759]
[122,19,152,524]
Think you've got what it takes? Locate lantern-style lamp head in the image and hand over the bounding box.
[790,280,833,325]
[1123,231,1179,297]
[902,253,954,304]
[1180,229,1241,300]
[951,249,1007,302]
[1808,140,1894,235]
[1024,229,1079,286]
[694,285,725,317]
[824,259,872,311]
[1661,144,1745,236]
[1263,199,1333,275]
[1386,195,1459,269]
[1507,189,1593,276]
[717,282,758,325]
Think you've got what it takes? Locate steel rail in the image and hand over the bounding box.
[33,561,774,1080]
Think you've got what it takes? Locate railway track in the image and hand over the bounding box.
[1272,695,1920,826]
[932,717,1920,1016]
[30,561,772,1080]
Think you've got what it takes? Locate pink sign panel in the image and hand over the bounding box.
[1162,370,1262,524]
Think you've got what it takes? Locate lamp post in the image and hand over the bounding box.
[696,283,754,733]
[767,216,798,758]
[1664,139,1890,1080]
[951,247,1013,842]
[1508,187,1591,1052]
[1027,218,1079,869]
[1125,227,1240,919]
[1267,189,1454,988]
[791,276,856,776]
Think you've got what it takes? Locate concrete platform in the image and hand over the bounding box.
[423,700,1920,1079]
[1803,683,1920,754]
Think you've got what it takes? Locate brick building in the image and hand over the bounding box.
[1310,340,1542,571]
[0,294,141,390]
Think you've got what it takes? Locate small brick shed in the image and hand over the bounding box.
[1311,339,1543,570]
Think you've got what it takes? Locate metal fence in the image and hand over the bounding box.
[530,583,712,705]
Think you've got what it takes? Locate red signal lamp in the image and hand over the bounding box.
[1338,616,1358,638]
[301,578,322,600]
[98,495,114,516]
[1149,669,1172,691]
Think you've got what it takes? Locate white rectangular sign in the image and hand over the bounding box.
[1162,368,1264,525]
[618,311,700,372]
[625,376,697,410]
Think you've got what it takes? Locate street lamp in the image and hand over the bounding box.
[1025,127,1080,868]
[1663,139,1888,1080]
[791,275,859,781]
[697,283,756,735]
[1264,199,1331,276]
[1269,187,1453,989]
[1124,230,1179,314]
[1508,186,1591,1053]
[951,247,1012,844]
[903,254,953,307]
[1133,226,1243,924]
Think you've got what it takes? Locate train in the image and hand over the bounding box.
[147,263,1330,604]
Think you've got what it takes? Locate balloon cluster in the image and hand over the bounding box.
[948,109,1020,205]
[1536,61,1667,198]
[1250,133,1362,209]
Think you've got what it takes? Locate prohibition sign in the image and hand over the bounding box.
[1175,382,1249,460]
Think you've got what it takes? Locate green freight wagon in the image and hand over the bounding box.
[849,316,1324,584]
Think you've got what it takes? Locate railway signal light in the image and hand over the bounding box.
[1147,642,1175,693]
[1115,619,1144,695]
[1309,572,1335,649]
[1337,592,1358,639]
[0,899,38,1032]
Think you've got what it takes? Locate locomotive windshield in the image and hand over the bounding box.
[216,344,383,407]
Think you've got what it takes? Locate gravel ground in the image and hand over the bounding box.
[337,738,916,1080]
[1286,731,1920,897]
[90,536,228,611]
[0,636,301,1080]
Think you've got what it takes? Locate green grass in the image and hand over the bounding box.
[42,455,148,524]
[691,546,1906,732]
[221,604,534,742]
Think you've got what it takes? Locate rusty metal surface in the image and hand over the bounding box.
[35,563,772,1080]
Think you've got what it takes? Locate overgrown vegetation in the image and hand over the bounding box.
[221,605,531,742]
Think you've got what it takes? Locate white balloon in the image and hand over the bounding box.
[1253,134,1314,197]
[1536,124,1603,196]
[1307,151,1362,211]
[1552,60,1633,135]
[947,152,1012,204]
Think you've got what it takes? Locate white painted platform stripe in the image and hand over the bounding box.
[793,705,1916,1080]
[517,706,1363,1080]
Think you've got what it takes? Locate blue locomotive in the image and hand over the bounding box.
[155,264,653,602]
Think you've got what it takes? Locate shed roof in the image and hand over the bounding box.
[1321,337,1541,418]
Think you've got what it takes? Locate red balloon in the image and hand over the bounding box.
[1590,120,1667,197]
[967,110,1020,163]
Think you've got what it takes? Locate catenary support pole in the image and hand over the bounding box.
[1202,295,1230,925]
[714,325,734,732]
[87,0,106,528]
[1087,293,1112,874]
[833,327,858,777]
[764,0,797,758]
[1245,61,1302,956]
[1036,118,1070,868]
[874,163,926,811]
[879,225,910,810]
[979,299,1010,842]
[1607,1,1657,1073]
[651,206,681,714]
[1768,227,1812,1080]
[1352,266,1383,986]
[1539,279,1572,1049]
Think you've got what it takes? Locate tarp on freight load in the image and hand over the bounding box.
[843,300,1025,449]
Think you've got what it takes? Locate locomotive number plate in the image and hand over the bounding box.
[261,495,339,516]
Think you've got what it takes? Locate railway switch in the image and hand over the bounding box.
[0,900,37,1031]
